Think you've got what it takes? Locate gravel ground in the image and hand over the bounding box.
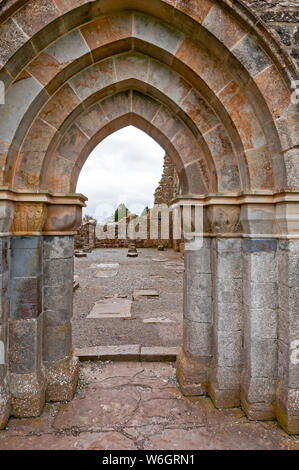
[73,248,184,348]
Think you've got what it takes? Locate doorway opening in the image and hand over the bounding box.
[73,126,184,354]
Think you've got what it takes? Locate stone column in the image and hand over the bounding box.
[0,237,10,428]
[241,238,278,420]
[209,238,243,408]
[177,237,213,395]
[9,235,46,418]
[276,239,299,434]
[43,236,79,402]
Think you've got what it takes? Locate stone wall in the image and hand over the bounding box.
[154,154,177,206]
[244,0,299,66]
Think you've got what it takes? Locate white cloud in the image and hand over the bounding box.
[76,126,165,221]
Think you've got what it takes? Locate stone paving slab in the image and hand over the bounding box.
[87,298,132,319]
[133,289,159,300]
[75,346,179,362]
[0,361,298,450]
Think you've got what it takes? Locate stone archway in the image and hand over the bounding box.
[0,0,298,434]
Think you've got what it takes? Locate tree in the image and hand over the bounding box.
[83,214,97,223]
[141,206,150,216]
[114,203,130,222]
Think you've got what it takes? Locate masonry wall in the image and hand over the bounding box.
[244,0,299,67]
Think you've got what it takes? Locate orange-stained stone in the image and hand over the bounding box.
[132,91,161,123]
[218,81,266,150]
[148,58,191,106]
[76,104,108,138]
[46,153,75,193]
[175,0,214,23]
[53,0,89,14]
[181,89,219,134]
[26,53,64,87]
[114,53,149,84]
[39,84,81,129]
[0,140,10,184]
[69,58,115,101]
[100,91,131,121]
[171,128,201,166]
[254,65,290,120]
[245,146,274,190]
[176,39,231,93]
[13,0,60,37]
[57,124,88,161]
[80,12,132,51]
[202,3,246,50]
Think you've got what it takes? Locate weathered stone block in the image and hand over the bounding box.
[45,353,79,403]
[245,337,277,378]
[43,236,74,260]
[243,252,277,282]
[185,246,211,274]
[184,294,212,323]
[43,323,72,362]
[10,276,42,319]
[11,246,42,278]
[9,371,45,418]
[176,348,210,396]
[210,366,241,390]
[213,330,243,367]
[243,280,278,309]
[8,317,42,374]
[216,278,243,304]
[214,249,243,279]
[0,379,10,430]
[214,303,243,332]
[43,258,74,286]
[183,318,212,357]
[186,271,212,298]
[245,308,277,339]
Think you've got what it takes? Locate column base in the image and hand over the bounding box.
[0,380,10,429]
[176,348,210,396]
[209,384,240,408]
[275,384,299,435]
[9,371,46,418]
[45,353,79,402]
[241,391,275,421]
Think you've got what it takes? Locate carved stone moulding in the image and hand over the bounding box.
[11,202,47,235]
[0,189,86,236]
[43,204,83,234]
[207,204,241,235]
[171,192,299,239]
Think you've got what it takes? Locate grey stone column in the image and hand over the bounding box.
[8,236,45,418]
[0,237,10,428]
[43,236,79,402]
[177,238,213,395]
[209,238,243,408]
[241,239,278,421]
[276,240,299,434]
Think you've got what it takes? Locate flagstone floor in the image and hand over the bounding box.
[73,248,184,349]
[0,361,298,450]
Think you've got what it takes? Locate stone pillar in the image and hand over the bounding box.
[8,236,46,418]
[0,237,10,428]
[209,238,243,408]
[177,237,213,395]
[241,238,278,421]
[43,236,79,402]
[276,240,299,434]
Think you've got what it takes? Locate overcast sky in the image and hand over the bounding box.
[76,126,165,222]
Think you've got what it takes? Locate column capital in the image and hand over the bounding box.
[0,189,86,235]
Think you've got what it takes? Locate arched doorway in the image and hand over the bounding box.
[0,0,297,434]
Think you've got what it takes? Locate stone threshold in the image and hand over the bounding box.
[74,345,179,362]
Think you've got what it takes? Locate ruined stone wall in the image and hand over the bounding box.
[244,0,299,67]
[154,154,177,205]
[74,222,96,251]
